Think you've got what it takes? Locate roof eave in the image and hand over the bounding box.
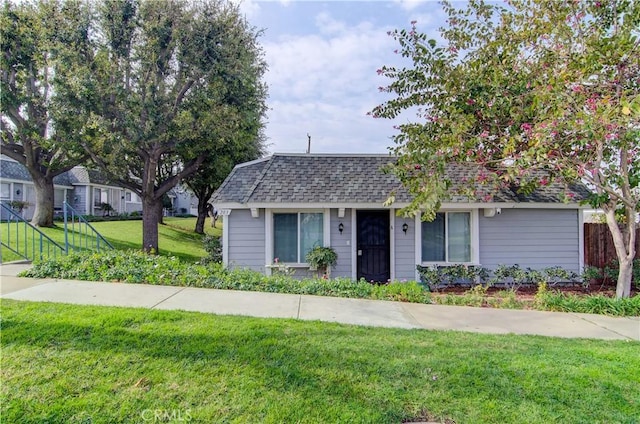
[213,201,587,210]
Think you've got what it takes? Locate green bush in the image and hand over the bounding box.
[21,251,638,316]
[535,291,640,316]
[202,235,222,264]
[372,281,431,303]
[585,259,640,290]
[416,264,489,291]
[417,264,581,292]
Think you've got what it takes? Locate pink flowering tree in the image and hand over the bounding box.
[372,0,639,298]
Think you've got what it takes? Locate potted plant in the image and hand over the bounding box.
[305,246,338,278]
[99,202,114,217]
[8,200,29,216]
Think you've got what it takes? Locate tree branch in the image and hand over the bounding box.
[154,155,205,199]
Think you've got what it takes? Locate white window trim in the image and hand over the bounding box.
[265,209,330,274]
[416,209,480,266]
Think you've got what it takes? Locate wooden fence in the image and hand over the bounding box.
[584,223,640,268]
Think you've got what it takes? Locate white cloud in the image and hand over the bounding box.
[265,100,398,154]
[232,0,261,19]
[261,12,410,153]
[393,0,431,12]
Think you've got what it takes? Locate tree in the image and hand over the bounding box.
[85,0,267,252]
[186,126,265,234]
[372,0,640,298]
[185,90,266,234]
[1,0,93,227]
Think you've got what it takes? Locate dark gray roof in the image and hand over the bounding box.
[0,158,72,186]
[211,154,591,205]
[66,166,113,186]
[0,159,116,187]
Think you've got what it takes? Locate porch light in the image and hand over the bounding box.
[338,223,344,234]
[402,222,409,234]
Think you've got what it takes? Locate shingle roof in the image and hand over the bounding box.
[211,154,591,206]
[0,158,72,186]
[66,166,112,185]
[0,159,115,187]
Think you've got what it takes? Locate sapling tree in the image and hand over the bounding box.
[372,0,639,298]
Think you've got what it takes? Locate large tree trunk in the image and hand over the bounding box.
[142,196,163,254]
[30,175,55,227]
[195,200,208,234]
[191,186,215,234]
[604,208,635,299]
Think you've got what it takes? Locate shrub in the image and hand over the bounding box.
[418,263,580,292]
[202,235,222,264]
[268,259,296,277]
[20,251,639,316]
[372,281,431,303]
[583,259,640,291]
[534,283,640,316]
[416,264,489,291]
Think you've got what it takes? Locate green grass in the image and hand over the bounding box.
[1,300,638,423]
[1,217,219,263]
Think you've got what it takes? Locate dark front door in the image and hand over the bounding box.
[357,210,390,282]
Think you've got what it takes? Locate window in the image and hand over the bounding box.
[273,212,323,263]
[54,189,65,208]
[93,188,108,207]
[0,183,10,200]
[125,191,140,203]
[422,212,471,263]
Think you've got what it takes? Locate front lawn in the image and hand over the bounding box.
[1,300,638,423]
[1,217,218,263]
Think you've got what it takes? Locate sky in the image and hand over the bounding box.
[233,0,449,155]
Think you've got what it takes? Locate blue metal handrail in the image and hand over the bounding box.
[0,202,65,262]
[63,201,114,253]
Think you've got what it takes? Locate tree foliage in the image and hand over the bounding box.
[0,0,93,226]
[372,0,640,298]
[185,117,265,234]
[83,0,267,252]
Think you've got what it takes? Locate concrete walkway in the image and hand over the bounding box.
[1,263,638,341]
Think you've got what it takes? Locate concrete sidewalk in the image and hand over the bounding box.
[1,263,638,341]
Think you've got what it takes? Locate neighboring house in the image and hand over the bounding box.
[212,153,592,282]
[66,166,143,215]
[0,157,73,219]
[0,157,142,218]
[168,186,199,216]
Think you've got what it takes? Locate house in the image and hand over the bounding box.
[211,153,591,282]
[0,157,204,219]
[0,157,142,218]
[66,166,142,216]
[0,157,73,219]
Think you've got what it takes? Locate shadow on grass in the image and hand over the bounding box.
[2,301,639,423]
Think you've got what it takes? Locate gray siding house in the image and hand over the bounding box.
[1,157,142,218]
[0,158,73,219]
[1,157,201,219]
[212,154,591,282]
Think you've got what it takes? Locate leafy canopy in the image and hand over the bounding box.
[373,0,639,222]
